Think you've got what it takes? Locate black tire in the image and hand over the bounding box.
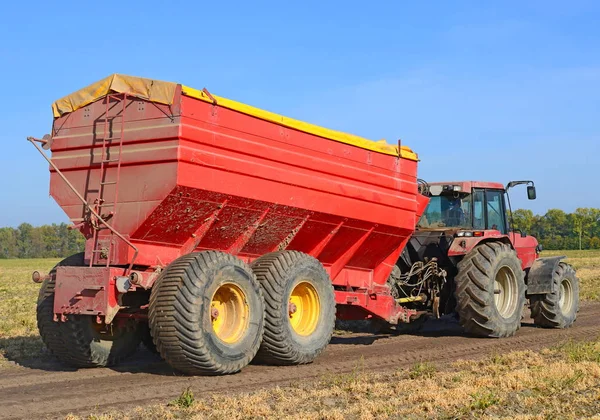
[148,251,264,375]
[251,251,335,365]
[530,262,580,328]
[455,242,526,338]
[139,323,159,355]
[37,253,141,368]
[37,253,84,363]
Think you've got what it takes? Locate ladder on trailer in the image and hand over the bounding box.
[89,93,128,267]
[27,94,138,272]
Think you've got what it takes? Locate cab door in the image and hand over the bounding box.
[479,189,537,269]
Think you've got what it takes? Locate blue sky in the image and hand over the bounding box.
[1,1,598,227]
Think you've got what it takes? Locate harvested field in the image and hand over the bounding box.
[1,251,599,419]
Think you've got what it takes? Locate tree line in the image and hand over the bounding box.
[511,208,600,250]
[0,223,85,259]
[0,208,598,258]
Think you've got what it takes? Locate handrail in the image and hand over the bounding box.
[27,136,139,272]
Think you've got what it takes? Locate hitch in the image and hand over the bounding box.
[32,271,50,283]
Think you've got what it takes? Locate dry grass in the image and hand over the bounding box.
[0,258,60,365]
[2,253,600,418]
[68,339,600,420]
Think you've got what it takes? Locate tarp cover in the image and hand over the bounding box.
[52,74,177,118]
[51,74,417,160]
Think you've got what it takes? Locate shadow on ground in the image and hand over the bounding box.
[1,316,543,374]
[0,336,171,375]
[333,313,542,344]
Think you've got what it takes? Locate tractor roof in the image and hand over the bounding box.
[428,181,505,191]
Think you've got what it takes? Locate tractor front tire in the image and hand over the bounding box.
[149,251,264,375]
[530,262,579,328]
[37,253,141,368]
[251,251,335,365]
[455,242,526,338]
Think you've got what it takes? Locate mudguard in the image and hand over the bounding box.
[526,256,565,295]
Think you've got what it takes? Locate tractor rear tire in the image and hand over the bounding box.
[37,253,141,367]
[455,242,526,338]
[140,323,159,355]
[148,251,264,375]
[251,251,335,365]
[530,262,579,328]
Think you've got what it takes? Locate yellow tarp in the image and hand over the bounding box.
[52,74,417,160]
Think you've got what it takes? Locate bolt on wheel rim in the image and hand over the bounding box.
[289,281,320,336]
[559,278,574,316]
[210,283,249,344]
[494,266,517,318]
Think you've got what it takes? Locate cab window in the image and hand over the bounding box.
[485,190,507,233]
[472,190,485,229]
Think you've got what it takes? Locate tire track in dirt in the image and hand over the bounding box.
[2,303,599,420]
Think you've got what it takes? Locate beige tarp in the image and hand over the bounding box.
[52,74,177,118]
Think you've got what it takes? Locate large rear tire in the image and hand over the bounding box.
[37,253,141,367]
[251,251,335,365]
[530,262,579,328]
[148,251,264,375]
[455,242,526,338]
[139,322,159,355]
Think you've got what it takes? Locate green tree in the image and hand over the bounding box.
[572,208,599,250]
[511,209,535,234]
[0,223,84,258]
[0,228,17,258]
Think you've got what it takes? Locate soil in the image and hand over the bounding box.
[2,302,600,419]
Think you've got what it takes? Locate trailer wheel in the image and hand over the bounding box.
[37,253,142,367]
[455,242,526,338]
[148,251,264,375]
[530,262,579,328]
[251,251,335,365]
[37,253,84,363]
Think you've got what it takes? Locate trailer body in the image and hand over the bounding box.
[42,74,424,325]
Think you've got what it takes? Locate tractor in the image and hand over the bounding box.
[390,180,580,337]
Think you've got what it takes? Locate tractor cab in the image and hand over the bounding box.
[418,181,513,233]
[403,180,540,277]
[395,180,546,319]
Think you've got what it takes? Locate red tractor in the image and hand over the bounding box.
[392,180,580,337]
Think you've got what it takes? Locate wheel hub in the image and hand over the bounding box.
[559,278,574,315]
[494,266,518,319]
[288,281,320,336]
[210,283,249,344]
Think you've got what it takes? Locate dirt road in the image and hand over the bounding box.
[2,302,600,419]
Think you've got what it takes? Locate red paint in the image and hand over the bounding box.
[448,230,539,270]
[53,266,122,320]
[46,88,421,323]
[428,181,505,191]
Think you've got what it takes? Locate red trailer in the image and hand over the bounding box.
[30,74,428,375]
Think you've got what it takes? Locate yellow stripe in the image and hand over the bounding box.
[50,74,418,161]
[181,85,418,161]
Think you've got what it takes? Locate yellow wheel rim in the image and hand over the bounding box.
[289,281,320,336]
[210,283,249,344]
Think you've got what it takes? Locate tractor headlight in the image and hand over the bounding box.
[456,231,473,237]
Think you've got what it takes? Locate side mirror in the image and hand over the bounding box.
[527,185,536,200]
